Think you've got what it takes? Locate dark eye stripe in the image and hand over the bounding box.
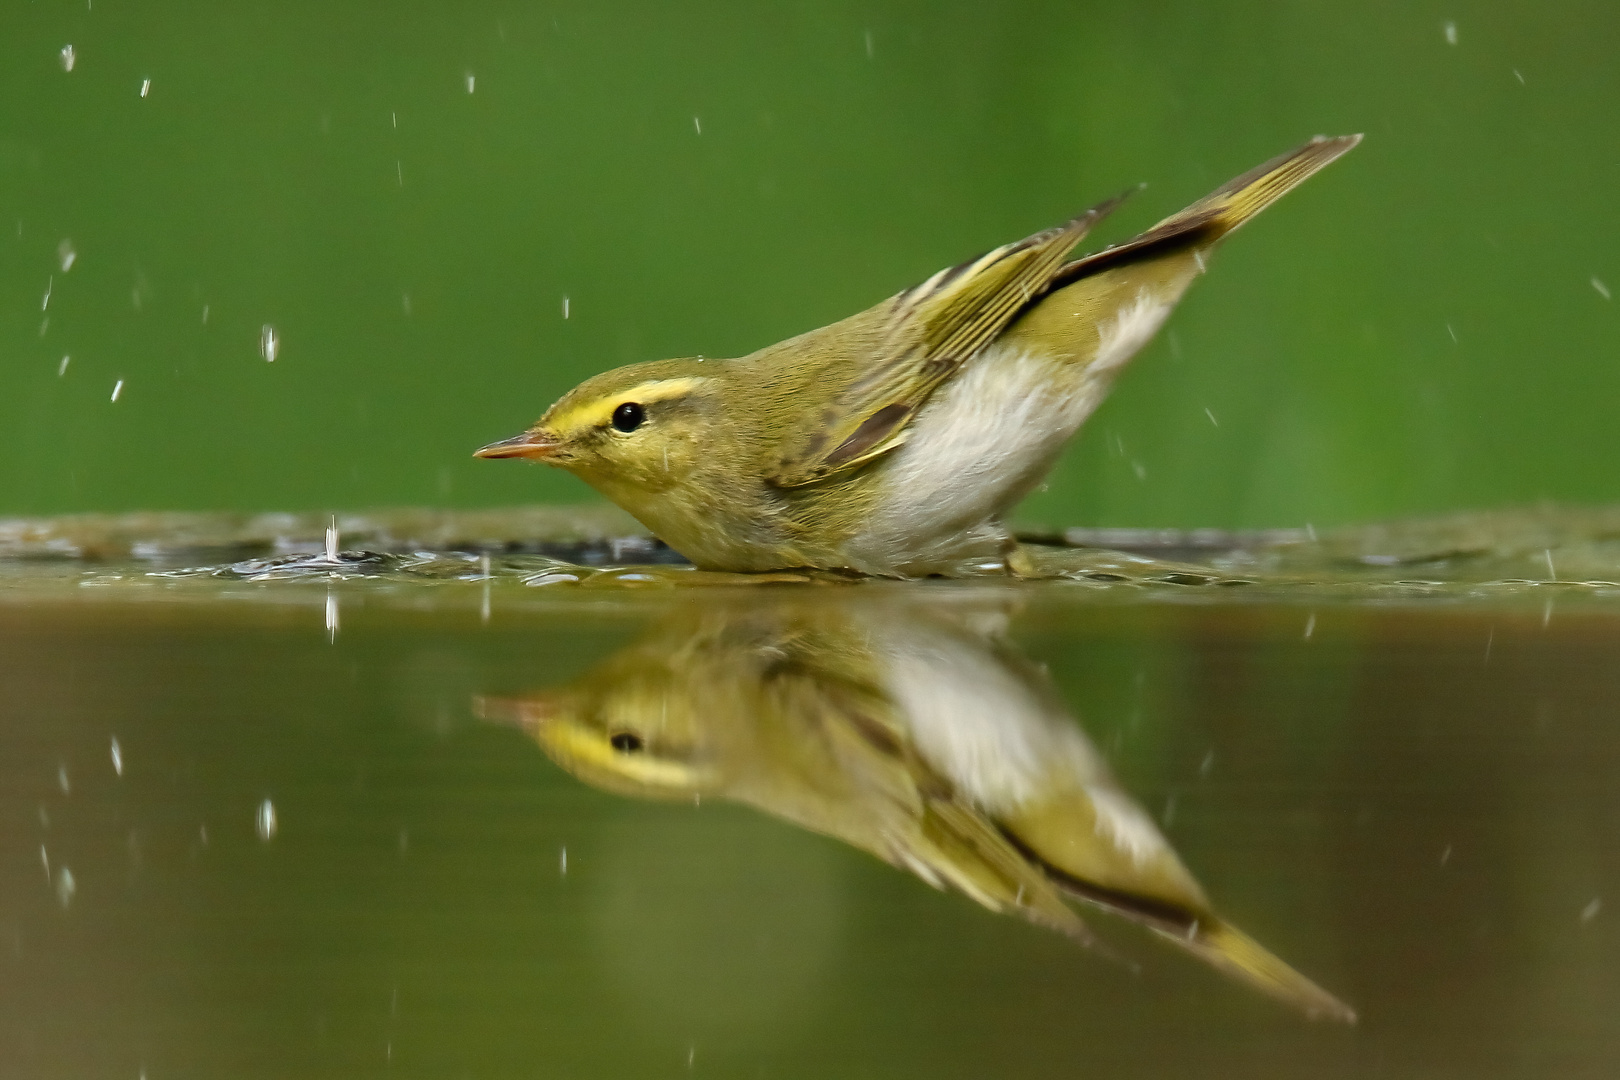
[611,402,645,432]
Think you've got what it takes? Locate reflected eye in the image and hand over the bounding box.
[611,402,645,432]
[609,732,644,753]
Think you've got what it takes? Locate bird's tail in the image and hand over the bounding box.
[1057,134,1361,281]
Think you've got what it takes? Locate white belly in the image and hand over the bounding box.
[841,293,1171,574]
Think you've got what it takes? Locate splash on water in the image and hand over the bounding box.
[2,505,1620,602]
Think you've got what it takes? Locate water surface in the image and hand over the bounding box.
[4,508,1620,1077]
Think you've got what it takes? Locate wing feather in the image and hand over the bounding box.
[769,193,1129,487]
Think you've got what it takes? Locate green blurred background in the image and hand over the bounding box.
[1,0,1616,528]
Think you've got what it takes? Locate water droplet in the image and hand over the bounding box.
[59,44,75,72]
[57,355,70,376]
[110,379,124,402]
[693,115,702,135]
[1592,277,1611,301]
[559,846,568,875]
[58,765,70,794]
[260,324,279,362]
[465,72,475,93]
[256,799,277,840]
[561,294,570,319]
[139,78,150,98]
[1443,21,1458,45]
[54,866,75,907]
[110,737,123,776]
[57,240,76,272]
[1582,898,1602,923]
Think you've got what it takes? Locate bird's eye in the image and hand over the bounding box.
[609,732,644,753]
[611,402,645,432]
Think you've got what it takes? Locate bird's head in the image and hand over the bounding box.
[475,358,720,493]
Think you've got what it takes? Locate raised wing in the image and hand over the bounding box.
[768,193,1129,488]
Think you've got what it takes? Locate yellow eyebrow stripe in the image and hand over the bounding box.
[550,377,708,432]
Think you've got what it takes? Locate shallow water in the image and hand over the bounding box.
[5,508,1620,1077]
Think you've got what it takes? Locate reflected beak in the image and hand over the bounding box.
[473,693,554,736]
[474,431,560,460]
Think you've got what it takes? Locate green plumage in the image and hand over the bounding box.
[478,135,1361,575]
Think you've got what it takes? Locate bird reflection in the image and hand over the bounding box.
[478,593,1353,1022]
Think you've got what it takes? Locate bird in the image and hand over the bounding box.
[476,135,1361,576]
[477,592,1356,1021]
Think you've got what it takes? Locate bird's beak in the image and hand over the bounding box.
[474,431,560,460]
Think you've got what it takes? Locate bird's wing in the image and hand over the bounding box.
[767,194,1129,488]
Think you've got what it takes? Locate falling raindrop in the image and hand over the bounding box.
[1593,277,1611,301]
[465,72,476,93]
[111,379,124,402]
[139,78,150,97]
[60,45,75,72]
[57,240,76,272]
[260,324,279,362]
[54,867,75,907]
[256,799,277,840]
[1443,21,1458,45]
[58,765,70,794]
[562,294,570,319]
[110,737,123,776]
[57,355,69,376]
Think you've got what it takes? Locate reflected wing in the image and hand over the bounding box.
[767,194,1128,488]
[791,673,1094,940]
